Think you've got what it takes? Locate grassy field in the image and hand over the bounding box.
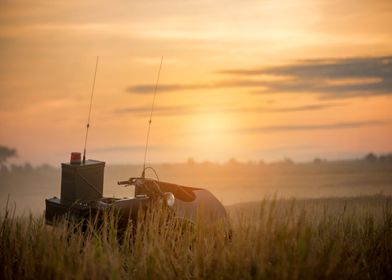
[1,195,391,279]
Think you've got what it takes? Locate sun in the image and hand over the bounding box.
[188,112,233,161]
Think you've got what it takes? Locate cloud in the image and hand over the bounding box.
[126,84,210,94]
[126,80,270,94]
[126,56,392,99]
[221,57,392,78]
[91,145,161,154]
[115,103,345,117]
[115,105,198,116]
[241,56,392,99]
[227,120,387,134]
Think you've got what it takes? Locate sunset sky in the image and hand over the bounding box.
[0,0,391,165]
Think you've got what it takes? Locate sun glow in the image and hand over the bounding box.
[0,0,391,165]
[188,113,233,160]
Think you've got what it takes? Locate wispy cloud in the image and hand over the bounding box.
[126,56,392,99]
[127,84,210,94]
[91,145,161,154]
[115,103,345,117]
[230,56,392,99]
[226,120,387,134]
[126,80,269,94]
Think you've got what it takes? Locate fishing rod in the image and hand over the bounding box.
[141,56,163,178]
[82,56,99,164]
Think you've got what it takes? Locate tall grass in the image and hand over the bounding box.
[1,196,391,279]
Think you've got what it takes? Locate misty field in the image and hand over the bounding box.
[1,158,392,215]
[1,195,391,280]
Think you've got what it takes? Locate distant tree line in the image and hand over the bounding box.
[0,145,55,176]
[1,145,391,175]
[0,145,17,166]
[363,153,392,162]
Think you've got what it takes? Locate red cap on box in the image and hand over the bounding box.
[70,152,81,164]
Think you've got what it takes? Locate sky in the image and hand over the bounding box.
[0,0,391,166]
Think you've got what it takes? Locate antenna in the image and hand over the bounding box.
[82,56,99,164]
[142,56,163,178]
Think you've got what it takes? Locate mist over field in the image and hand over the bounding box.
[1,154,391,216]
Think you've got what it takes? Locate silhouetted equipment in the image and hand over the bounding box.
[60,160,105,202]
[45,157,226,226]
[83,56,99,164]
[45,57,227,230]
[70,152,82,164]
[142,56,163,178]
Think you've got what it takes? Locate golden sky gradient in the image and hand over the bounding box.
[0,0,391,165]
